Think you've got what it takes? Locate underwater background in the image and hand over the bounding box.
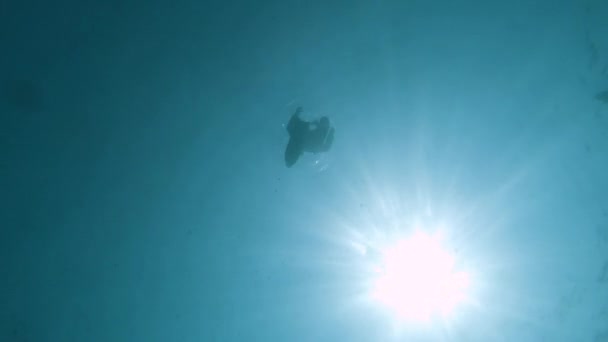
[2,0,608,341]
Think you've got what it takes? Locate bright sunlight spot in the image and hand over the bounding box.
[371,230,470,322]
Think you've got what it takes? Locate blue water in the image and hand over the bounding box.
[2,0,608,341]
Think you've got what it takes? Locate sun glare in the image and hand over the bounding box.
[371,230,470,322]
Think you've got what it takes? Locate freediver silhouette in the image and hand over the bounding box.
[284,107,335,168]
[596,90,608,104]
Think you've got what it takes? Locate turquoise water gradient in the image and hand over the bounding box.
[2,0,608,341]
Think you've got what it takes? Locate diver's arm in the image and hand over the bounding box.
[287,107,307,136]
[321,127,334,152]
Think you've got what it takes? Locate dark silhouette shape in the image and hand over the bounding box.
[2,79,44,112]
[596,90,608,104]
[284,107,335,167]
